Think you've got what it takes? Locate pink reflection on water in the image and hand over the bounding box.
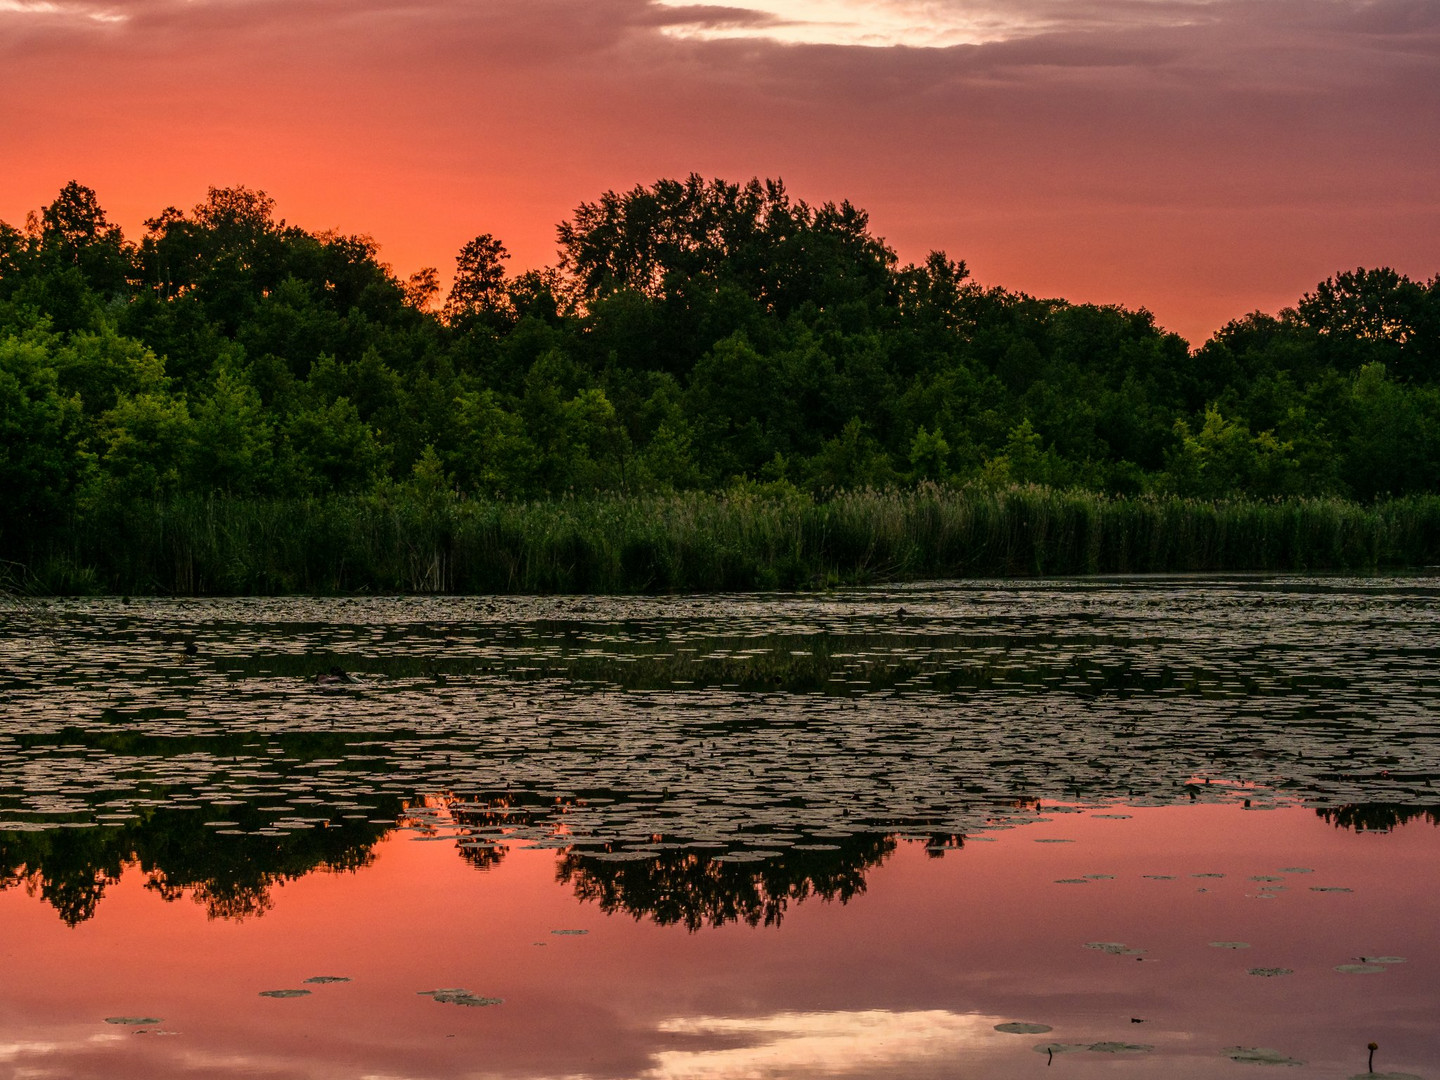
[1,804,1436,1079]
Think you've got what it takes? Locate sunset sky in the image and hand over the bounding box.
[3,0,1437,344]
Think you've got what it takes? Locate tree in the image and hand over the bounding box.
[443,234,510,324]
[556,175,897,319]
[0,334,87,521]
[35,181,132,296]
[1298,267,1438,382]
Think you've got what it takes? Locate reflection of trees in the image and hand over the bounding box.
[400,793,522,872]
[557,834,897,931]
[0,806,395,926]
[1317,804,1440,833]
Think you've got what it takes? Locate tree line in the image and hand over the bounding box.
[3,176,1439,538]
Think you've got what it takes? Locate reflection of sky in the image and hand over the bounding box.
[2,806,1439,1079]
[645,1010,999,1079]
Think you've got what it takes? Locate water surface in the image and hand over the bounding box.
[1,578,1437,1078]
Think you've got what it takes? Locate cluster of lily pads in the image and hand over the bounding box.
[3,581,1438,862]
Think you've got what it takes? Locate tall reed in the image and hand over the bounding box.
[8,485,1440,595]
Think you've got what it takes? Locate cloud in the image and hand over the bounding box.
[641,1010,1004,1079]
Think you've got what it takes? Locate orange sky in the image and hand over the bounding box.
[2,0,1438,344]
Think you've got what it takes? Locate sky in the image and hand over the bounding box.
[2,0,1438,345]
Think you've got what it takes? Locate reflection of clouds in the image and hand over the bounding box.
[0,1033,123,1063]
[651,0,1212,46]
[0,0,123,20]
[643,1009,1000,1079]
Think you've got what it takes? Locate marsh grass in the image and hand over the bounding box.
[11,484,1440,595]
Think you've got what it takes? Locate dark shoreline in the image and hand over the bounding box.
[7,485,1440,596]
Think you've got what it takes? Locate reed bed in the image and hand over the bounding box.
[9,485,1440,595]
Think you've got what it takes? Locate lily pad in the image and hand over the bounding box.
[1358,956,1407,964]
[303,976,351,984]
[259,989,311,998]
[419,988,503,1007]
[1222,1046,1304,1066]
[1247,967,1294,977]
[995,1022,1053,1034]
[104,1016,163,1025]
[1334,964,1387,974]
[1088,1042,1154,1053]
[1034,1043,1089,1055]
[551,929,589,936]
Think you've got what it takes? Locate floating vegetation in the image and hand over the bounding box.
[104,1016,162,1025]
[1087,1042,1154,1054]
[995,1022,1053,1034]
[1221,1046,1305,1066]
[1210,942,1251,949]
[1334,964,1388,974]
[1085,942,1146,956]
[3,580,1440,932]
[258,990,311,999]
[303,976,351,984]
[1247,968,1294,977]
[1311,887,1354,893]
[1357,956,1407,964]
[418,989,503,1007]
[550,929,589,936]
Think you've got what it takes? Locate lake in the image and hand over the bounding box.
[1,578,1436,1079]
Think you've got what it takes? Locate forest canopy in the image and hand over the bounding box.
[3,176,1439,533]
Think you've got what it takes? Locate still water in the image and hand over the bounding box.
[1,578,1437,1078]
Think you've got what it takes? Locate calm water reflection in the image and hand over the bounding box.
[1,578,1438,1077]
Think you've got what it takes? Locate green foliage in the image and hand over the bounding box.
[0,176,1438,591]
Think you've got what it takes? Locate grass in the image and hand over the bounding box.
[7,484,1440,595]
